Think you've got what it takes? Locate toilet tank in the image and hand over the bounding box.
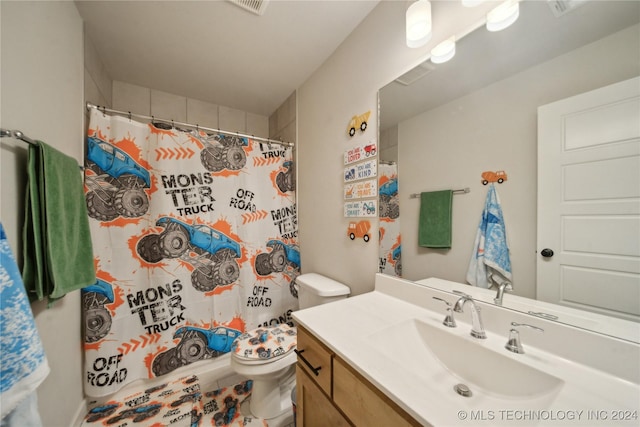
[296,273,350,309]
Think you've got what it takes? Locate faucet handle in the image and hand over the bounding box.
[432,297,457,328]
[505,322,544,354]
[452,290,471,298]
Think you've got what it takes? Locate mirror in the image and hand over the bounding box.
[378,0,640,342]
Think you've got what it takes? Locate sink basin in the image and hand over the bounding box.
[369,318,564,399]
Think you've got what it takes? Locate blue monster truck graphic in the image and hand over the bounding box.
[85,136,151,221]
[254,240,300,277]
[105,403,163,424]
[199,134,249,172]
[214,395,239,426]
[152,326,241,376]
[379,177,399,219]
[254,240,300,298]
[136,217,241,292]
[85,403,120,423]
[392,244,402,276]
[82,279,115,343]
[276,161,295,193]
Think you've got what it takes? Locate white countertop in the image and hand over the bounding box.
[292,274,640,427]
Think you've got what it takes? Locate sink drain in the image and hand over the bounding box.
[454,383,472,397]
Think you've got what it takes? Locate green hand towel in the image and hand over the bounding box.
[418,190,453,248]
[23,141,96,304]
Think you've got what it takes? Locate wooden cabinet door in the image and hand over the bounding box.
[296,325,333,395]
[333,357,420,427]
[296,366,351,427]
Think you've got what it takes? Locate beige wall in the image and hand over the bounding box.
[1,2,85,425]
[297,1,498,296]
[398,24,640,299]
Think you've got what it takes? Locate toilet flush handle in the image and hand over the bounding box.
[294,349,322,376]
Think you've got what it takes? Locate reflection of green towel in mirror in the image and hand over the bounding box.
[419,190,453,248]
[23,141,96,304]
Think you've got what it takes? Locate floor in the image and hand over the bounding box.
[79,355,294,427]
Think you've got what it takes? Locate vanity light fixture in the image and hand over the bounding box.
[406,0,432,48]
[486,0,520,32]
[430,36,456,64]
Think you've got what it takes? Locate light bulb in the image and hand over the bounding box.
[486,0,519,32]
[406,0,432,48]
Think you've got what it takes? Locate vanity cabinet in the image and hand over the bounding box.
[296,325,420,427]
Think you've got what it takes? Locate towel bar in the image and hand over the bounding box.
[409,187,470,199]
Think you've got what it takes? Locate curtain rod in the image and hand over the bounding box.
[409,187,470,198]
[1,128,38,146]
[86,103,294,148]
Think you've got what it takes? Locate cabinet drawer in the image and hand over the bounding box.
[333,357,420,427]
[296,325,333,395]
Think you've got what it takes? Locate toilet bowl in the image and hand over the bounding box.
[230,273,350,421]
[231,324,298,420]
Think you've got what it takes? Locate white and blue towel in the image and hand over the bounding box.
[0,222,49,422]
[466,184,512,289]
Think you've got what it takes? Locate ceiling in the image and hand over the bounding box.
[380,0,640,130]
[75,0,380,117]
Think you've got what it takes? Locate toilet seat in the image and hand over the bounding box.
[231,324,297,365]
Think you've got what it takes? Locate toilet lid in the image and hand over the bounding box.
[231,324,297,362]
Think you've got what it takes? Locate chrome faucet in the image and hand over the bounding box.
[453,292,487,339]
[494,281,513,305]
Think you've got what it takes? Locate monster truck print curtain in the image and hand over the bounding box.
[378,163,401,277]
[82,108,298,397]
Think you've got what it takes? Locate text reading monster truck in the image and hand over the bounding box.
[87,353,127,388]
[229,188,257,212]
[162,173,216,216]
[248,285,272,308]
[127,280,187,334]
[126,394,150,408]
[271,205,297,238]
[258,309,294,328]
[258,143,288,159]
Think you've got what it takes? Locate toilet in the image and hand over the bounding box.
[230,273,350,422]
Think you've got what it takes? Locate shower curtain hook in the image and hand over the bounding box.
[128,111,132,122]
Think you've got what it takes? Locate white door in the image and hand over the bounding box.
[537,76,640,322]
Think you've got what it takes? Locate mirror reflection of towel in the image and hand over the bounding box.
[418,190,453,249]
[466,184,512,288]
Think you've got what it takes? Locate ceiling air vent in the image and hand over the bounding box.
[547,0,587,18]
[394,62,435,86]
[227,0,270,16]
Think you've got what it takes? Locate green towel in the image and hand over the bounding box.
[418,190,453,248]
[23,141,96,304]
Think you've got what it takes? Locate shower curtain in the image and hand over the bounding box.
[82,109,298,397]
[378,163,401,276]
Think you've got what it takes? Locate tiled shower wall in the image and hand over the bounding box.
[84,31,297,141]
[269,91,297,145]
